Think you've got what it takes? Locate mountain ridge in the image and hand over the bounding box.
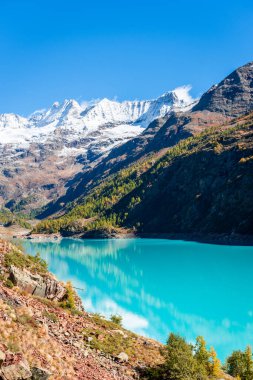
[40,61,253,218]
[31,61,253,238]
[0,87,195,212]
[1,61,253,222]
[33,112,253,238]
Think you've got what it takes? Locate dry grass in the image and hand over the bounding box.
[0,300,76,379]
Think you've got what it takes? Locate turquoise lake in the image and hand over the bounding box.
[21,238,253,361]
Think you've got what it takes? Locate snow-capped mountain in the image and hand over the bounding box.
[0,86,195,147]
[0,86,196,211]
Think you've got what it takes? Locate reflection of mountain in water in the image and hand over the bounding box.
[21,238,253,360]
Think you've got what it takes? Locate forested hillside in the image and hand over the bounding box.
[33,112,253,238]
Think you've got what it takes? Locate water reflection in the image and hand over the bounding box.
[21,238,253,361]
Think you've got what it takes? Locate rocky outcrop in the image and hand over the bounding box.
[0,347,50,380]
[0,360,31,380]
[9,266,66,302]
[30,367,51,380]
[193,61,253,116]
[117,352,129,363]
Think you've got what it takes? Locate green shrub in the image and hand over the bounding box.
[83,327,134,357]
[226,346,253,380]
[5,279,14,288]
[110,314,123,326]
[4,250,48,275]
[60,281,76,311]
[144,333,223,380]
[42,311,58,323]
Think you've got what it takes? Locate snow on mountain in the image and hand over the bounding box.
[0,87,196,211]
[0,86,196,155]
[0,114,29,130]
[80,98,151,128]
[135,86,195,127]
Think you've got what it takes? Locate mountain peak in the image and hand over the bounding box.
[62,99,80,108]
[172,85,195,104]
[0,88,196,146]
[193,61,253,116]
[52,101,60,108]
[0,113,28,129]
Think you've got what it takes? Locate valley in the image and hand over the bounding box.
[0,60,252,380]
[1,2,253,379]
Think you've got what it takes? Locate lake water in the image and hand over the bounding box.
[21,238,253,361]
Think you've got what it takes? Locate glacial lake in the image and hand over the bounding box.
[21,238,253,361]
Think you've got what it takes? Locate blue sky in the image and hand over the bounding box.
[0,0,253,115]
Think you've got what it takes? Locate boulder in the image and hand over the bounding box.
[9,266,46,297]
[31,367,51,380]
[45,278,66,301]
[0,357,32,380]
[116,352,129,363]
[9,266,66,302]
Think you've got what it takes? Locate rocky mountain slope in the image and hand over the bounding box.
[193,61,253,116]
[1,61,253,231]
[0,238,163,379]
[0,88,194,213]
[33,111,253,239]
[118,114,253,237]
[38,61,253,219]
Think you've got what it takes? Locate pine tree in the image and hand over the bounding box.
[244,346,253,380]
[161,333,199,380]
[209,346,221,378]
[226,350,246,378]
[194,336,210,377]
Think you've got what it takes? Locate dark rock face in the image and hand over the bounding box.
[193,62,253,116]
[31,367,51,380]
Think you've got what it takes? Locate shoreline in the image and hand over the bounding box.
[1,224,253,246]
[2,226,253,246]
[136,232,253,246]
